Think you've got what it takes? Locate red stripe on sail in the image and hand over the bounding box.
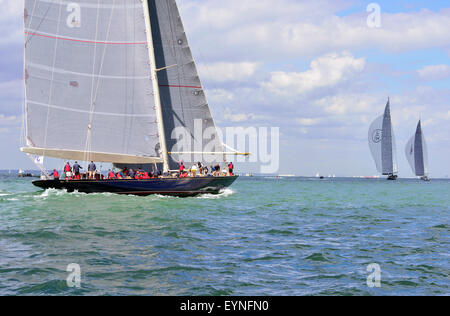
[25,32,147,45]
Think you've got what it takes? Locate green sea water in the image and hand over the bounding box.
[0,174,448,296]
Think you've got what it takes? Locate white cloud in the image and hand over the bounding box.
[198,62,261,83]
[297,118,322,126]
[0,0,23,44]
[206,88,235,105]
[0,114,21,135]
[0,0,22,22]
[418,64,450,80]
[0,79,22,94]
[180,1,450,60]
[225,112,250,123]
[262,52,365,95]
[445,111,450,120]
[315,94,378,115]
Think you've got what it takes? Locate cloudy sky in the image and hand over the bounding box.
[0,0,449,177]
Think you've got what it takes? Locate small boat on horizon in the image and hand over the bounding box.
[368,99,398,181]
[18,169,34,178]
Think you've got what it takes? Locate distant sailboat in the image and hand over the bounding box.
[405,121,430,181]
[368,99,398,180]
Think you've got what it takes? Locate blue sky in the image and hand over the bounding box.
[0,0,449,177]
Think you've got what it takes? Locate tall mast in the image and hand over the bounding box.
[142,0,170,173]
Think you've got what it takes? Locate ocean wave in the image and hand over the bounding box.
[36,188,118,199]
[196,188,235,199]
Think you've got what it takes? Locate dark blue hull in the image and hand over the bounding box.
[32,176,238,197]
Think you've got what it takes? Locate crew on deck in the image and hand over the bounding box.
[51,160,236,181]
[88,161,97,180]
[178,162,236,178]
[73,161,82,180]
[53,169,59,180]
[64,162,72,180]
[228,162,234,176]
[107,170,116,179]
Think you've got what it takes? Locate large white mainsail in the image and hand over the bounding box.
[368,100,398,175]
[405,121,428,177]
[21,0,164,165]
[147,0,226,170]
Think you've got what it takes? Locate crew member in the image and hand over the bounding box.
[107,170,116,179]
[180,171,188,178]
[53,169,59,180]
[191,163,198,177]
[73,161,82,180]
[214,164,220,177]
[64,162,72,180]
[228,162,234,176]
[88,161,97,180]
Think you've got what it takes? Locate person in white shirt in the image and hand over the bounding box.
[191,164,198,177]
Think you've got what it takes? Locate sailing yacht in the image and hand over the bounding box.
[21,0,244,196]
[406,121,430,181]
[368,99,398,180]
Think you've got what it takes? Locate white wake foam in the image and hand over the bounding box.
[197,188,235,199]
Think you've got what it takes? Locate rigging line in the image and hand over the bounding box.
[84,0,102,163]
[42,3,64,158]
[25,0,51,45]
[85,0,118,163]
[24,0,37,45]
[123,0,129,154]
[20,88,26,146]
[195,45,225,156]
[164,1,188,137]
[90,0,117,125]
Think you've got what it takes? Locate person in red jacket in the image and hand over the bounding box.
[64,162,72,180]
[180,171,188,178]
[53,169,59,180]
[228,162,234,176]
[107,170,116,179]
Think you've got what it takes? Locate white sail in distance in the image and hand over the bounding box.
[368,100,398,175]
[22,0,163,164]
[405,121,428,177]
